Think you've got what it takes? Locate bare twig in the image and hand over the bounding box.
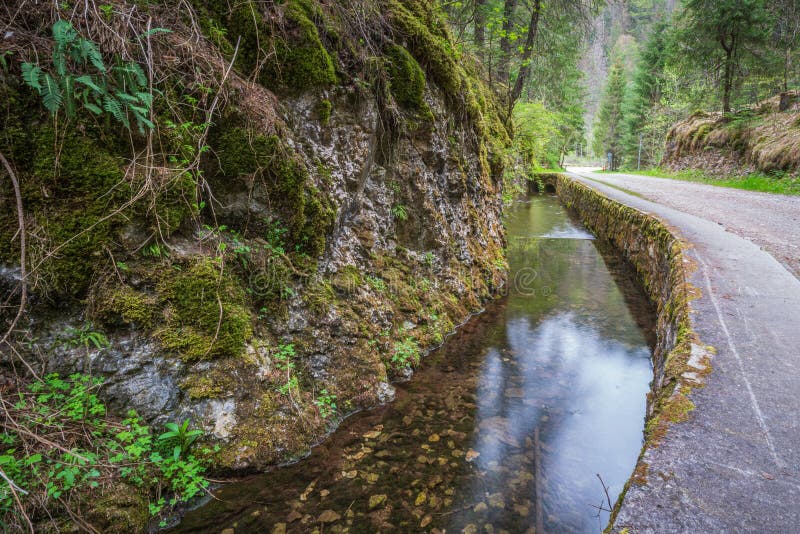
[0,151,27,349]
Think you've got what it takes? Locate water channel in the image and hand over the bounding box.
[174,194,656,533]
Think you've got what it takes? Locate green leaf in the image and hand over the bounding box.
[74,74,103,93]
[41,74,63,114]
[21,63,43,92]
[84,102,102,115]
[135,91,153,107]
[137,27,172,39]
[79,39,106,72]
[52,20,78,46]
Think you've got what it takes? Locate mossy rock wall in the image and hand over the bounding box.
[0,0,509,481]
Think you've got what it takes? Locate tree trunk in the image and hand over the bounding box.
[723,48,733,113]
[498,0,518,85]
[474,0,487,49]
[508,0,541,116]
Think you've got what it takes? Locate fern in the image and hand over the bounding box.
[52,20,78,45]
[78,39,105,72]
[41,74,62,113]
[20,20,160,132]
[74,75,102,93]
[21,63,43,91]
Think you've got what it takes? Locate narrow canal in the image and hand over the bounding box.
[174,194,656,533]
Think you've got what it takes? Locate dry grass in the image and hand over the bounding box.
[664,91,800,177]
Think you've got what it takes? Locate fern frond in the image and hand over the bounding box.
[137,28,172,39]
[103,95,129,128]
[21,63,43,92]
[84,102,102,115]
[52,20,78,46]
[115,91,138,103]
[75,75,103,94]
[62,75,76,118]
[135,92,153,107]
[127,62,147,88]
[41,74,63,114]
[80,39,106,72]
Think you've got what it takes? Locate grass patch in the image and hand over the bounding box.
[618,167,800,196]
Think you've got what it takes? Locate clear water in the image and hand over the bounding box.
[172,195,655,533]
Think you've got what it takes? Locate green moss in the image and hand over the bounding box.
[269,0,337,92]
[199,0,336,93]
[385,44,426,111]
[94,285,155,329]
[303,276,336,313]
[212,127,335,256]
[157,258,253,360]
[331,265,362,293]
[385,0,461,97]
[27,128,128,296]
[181,376,224,400]
[316,99,333,124]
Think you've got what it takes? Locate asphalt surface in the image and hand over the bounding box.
[565,169,800,533]
[566,168,800,280]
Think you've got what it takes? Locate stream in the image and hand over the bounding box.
[173,194,656,533]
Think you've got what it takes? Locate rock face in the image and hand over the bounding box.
[0,0,508,470]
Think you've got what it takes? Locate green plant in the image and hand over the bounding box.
[141,243,168,258]
[423,252,435,267]
[366,275,387,292]
[273,343,298,396]
[391,337,420,369]
[264,219,288,255]
[98,4,114,19]
[0,374,212,528]
[63,324,110,351]
[314,389,337,419]
[158,420,203,457]
[392,203,408,221]
[21,20,163,132]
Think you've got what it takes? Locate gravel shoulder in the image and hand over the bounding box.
[567,168,800,279]
[565,171,800,532]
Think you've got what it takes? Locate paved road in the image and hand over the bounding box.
[567,168,800,279]
[565,170,800,532]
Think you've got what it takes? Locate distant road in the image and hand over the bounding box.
[567,167,800,279]
[564,168,800,532]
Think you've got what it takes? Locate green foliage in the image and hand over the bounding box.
[512,102,561,170]
[676,0,772,111]
[63,323,110,351]
[365,275,387,292]
[621,21,670,168]
[391,337,420,370]
[391,203,409,221]
[273,343,299,396]
[314,389,337,419]
[158,421,203,457]
[21,20,161,132]
[0,374,211,526]
[593,59,627,168]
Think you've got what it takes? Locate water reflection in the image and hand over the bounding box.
[172,195,655,533]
